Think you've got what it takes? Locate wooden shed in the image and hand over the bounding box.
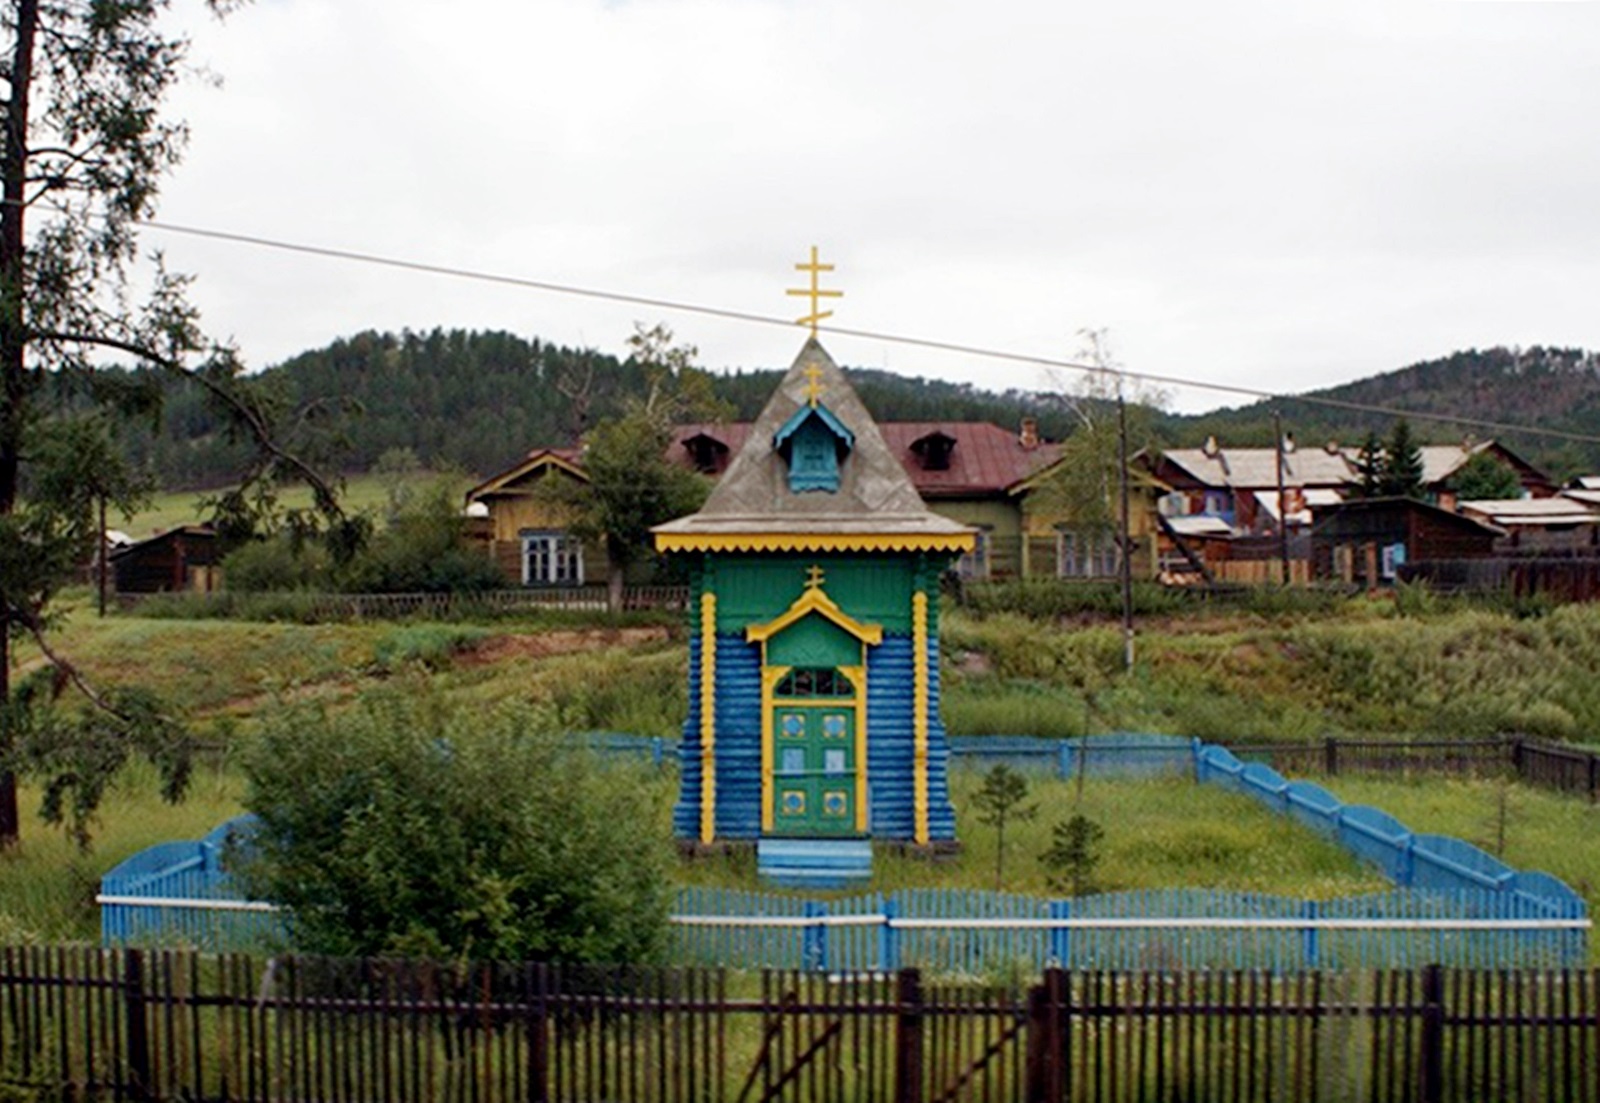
[109,525,223,595]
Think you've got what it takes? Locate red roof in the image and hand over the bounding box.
[669,421,1058,497]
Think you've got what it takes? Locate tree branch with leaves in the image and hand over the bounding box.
[0,0,353,845]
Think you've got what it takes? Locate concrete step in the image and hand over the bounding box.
[757,838,873,890]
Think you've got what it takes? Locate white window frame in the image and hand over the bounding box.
[1057,529,1121,579]
[521,530,584,587]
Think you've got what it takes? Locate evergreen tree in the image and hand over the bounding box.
[1352,430,1385,499]
[971,765,1038,891]
[1378,418,1426,499]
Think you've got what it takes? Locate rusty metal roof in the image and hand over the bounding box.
[670,418,1058,496]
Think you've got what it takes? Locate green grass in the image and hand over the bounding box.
[676,772,1390,899]
[123,473,397,540]
[941,601,1600,742]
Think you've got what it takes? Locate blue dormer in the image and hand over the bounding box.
[774,403,854,493]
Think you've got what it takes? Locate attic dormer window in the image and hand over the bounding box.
[682,432,729,475]
[910,430,957,472]
[773,402,854,494]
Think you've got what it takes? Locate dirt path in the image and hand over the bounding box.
[461,626,673,664]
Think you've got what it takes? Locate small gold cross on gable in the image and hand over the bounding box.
[806,564,826,590]
[786,245,842,336]
[803,363,825,407]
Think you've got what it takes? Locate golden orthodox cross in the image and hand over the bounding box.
[803,363,825,407]
[786,245,842,336]
[806,564,826,589]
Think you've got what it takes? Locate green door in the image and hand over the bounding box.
[772,705,856,836]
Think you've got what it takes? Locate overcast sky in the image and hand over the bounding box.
[148,0,1600,414]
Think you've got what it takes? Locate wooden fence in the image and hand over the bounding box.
[121,585,691,619]
[3,948,1598,1102]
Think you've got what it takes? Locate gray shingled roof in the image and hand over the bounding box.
[653,339,971,539]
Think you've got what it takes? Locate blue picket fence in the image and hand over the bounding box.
[98,817,284,951]
[586,731,1204,779]
[670,885,1589,972]
[1193,745,1585,915]
[98,735,1591,969]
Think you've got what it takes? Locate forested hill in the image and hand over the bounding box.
[116,329,1076,488]
[114,333,1600,489]
[1177,346,1600,477]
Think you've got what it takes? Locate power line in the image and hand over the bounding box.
[139,218,1600,448]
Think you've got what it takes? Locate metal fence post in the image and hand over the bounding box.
[527,962,550,1103]
[1049,899,1071,968]
[894,969,924,1103]
[803,900,828,972]
[122,948,152,1102]
[1300,899,1320,970]
[1025,968,1068,1103]
[1420,964,1444,1103]
[880,894,901,973]
[1324,736,1339,776]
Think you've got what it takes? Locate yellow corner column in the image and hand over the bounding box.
[912,591,930,845]
[699,592,717,845]
[759,663,788,833]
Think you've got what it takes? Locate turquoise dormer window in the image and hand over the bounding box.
[773,403,854,494]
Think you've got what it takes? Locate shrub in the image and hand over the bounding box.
[221,535,330,592]
[371,625,489,672]
[238,690,671,963]
[336,479,503,594]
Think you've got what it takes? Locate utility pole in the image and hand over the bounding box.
[1274,410,1291,586]
[1118,385,1134,672]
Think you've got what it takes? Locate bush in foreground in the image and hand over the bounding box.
[238,690,670,963]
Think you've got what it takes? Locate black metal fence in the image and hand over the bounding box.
[1222,735,1600,802]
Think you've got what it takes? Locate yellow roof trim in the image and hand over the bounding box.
[746,585,883,646]
[655,532,975,554]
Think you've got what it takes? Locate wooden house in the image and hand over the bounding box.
[460,448,610,586]
[653,339,972,882]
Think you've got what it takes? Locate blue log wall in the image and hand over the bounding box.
[673,632,955,842]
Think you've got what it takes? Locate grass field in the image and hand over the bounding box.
[119,474,396,540]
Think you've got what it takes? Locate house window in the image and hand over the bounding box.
[521,530,583,586]
[957,526,992,579]
[1380,542,1406,581]
[1058,530,1120,579]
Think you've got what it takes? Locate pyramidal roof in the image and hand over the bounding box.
[653,339,973,552]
